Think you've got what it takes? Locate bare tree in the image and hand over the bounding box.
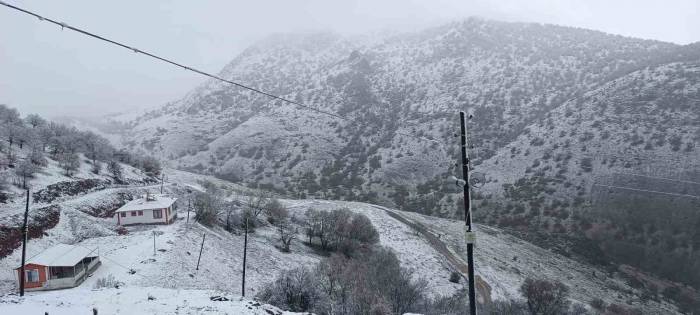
[107,160,123,182]
[258,267,327,313]
[58,152,80,176]
[15,160,38,189]
[270,202,296,252]
[29,146,47,167]
[2,123,22,149]
[277,218,298,252]
[6,148,17,168]
[244,193,269,224]
[348,213,379,244]
[266,198,288,225]
[15,126,32,149]
[36,126,54,152]
[82,131,111,167]
[193,191,223,226]
[520,278,570,315]
[0,171,9,190]
[91,160,102,174]
[224,200,238,232]
[140,155,162,177]
[0,105,21,124]
[24,114,46,129]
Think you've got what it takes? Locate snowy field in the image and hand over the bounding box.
[0,167,681,314]
[0,287,299,314]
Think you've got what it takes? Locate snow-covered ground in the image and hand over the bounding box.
[0,168,681,314]
[0,287,300,314]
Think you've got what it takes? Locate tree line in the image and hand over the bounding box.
[0,104,161,196]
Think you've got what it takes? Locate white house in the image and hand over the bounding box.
[115,194,177,226]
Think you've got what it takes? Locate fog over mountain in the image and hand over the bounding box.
[2,0,699,117]
[2,1,700,314]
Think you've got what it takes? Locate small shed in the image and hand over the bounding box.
[115,193,177,226]
[15,244,100,291]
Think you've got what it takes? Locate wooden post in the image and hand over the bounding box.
[19,188,30,296]
[186,198,191,224]
[196,233,206,270]
[242,217,248,297]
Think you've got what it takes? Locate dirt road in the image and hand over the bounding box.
[371,205,493,305]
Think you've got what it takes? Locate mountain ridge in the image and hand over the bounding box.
[77,18,700,297]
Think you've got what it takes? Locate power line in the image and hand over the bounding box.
[582,152,699,167]
[0,1,342,119]
[611,172,700,186]
[0,0,445,148]
[593,183,700,199]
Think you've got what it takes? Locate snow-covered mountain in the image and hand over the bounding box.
[118,18,697,215]
[91,17,700,305]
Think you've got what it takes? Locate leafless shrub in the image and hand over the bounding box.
[257,267,327,313]
[304,208,378,255]
[94,274,123,289]
[520,277,570,315]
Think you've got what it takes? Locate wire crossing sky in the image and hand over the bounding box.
[0,0,448,149]
[1,0,698,118]
[0,1,346,121]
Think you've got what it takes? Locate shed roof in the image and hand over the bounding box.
[21,244,98,267]
[115,194,177,213]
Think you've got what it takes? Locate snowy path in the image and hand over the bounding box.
[370,204,493,305]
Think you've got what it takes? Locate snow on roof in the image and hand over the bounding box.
[22,244,98,267]
[115,194,177,213]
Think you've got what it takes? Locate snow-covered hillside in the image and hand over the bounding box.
[111,18,699,219]
[90,18,700,304]
[0,167,682,314]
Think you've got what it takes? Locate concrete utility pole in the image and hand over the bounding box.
[19,188,30,296]
[459,111,477,315]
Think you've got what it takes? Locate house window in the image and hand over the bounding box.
[25,269,39,282]
[120,212,126,217]
[153,209,162,219]
[138,211,143,216]
[131,211,137,216]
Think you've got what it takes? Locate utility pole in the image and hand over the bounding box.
[186,198,191,224]
[153,231,156,256]
[459,111,477,315]
[160,173,164,194]
[196,233,206,270]
[19,188,30,296]
[242,217,248,297]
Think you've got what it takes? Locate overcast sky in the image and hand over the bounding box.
[1,0,699,118]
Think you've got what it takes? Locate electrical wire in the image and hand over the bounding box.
[0,0,446,149]
[611,172,700,186]
[592,183,700,199]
